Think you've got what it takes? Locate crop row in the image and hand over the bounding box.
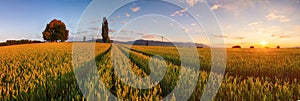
[118,44,300,100]
[124,45,300,80]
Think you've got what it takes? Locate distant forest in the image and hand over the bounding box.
[0,40,42,47]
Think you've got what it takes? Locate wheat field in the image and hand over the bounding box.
[0,43,299,100]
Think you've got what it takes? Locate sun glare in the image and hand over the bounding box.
[260,41,267,46]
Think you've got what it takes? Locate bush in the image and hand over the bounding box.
[232,45,241,48]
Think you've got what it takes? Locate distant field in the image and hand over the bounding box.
[128,45,300,80]
[0,43,299,100]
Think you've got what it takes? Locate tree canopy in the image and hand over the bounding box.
[232,45,242,48]
[42,19,69,42]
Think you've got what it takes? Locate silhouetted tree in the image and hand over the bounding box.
[146,41,149,46]
[232,45,241,48]
[250,46,255,48]
[83,36,86,42]
[42,19,69,42]
[1,40,42,46]
[101,17,110,43]
[276,46,280,49]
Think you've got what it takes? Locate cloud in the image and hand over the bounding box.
[279,18,291,23]
[130,7,141,12]
[114,16,121,18]
[130,30,136,34]
[219,0,270,17]
[181,0,205,7]
[120,30,128,33]
[110,36,135,40]
[76,31,89,34]
[265,13,280,20]
[88,27,101,31]
[109,19,116,23]
[248,21,262,26]
[191,23,196,26]
[122,21,128,24]
[109,29,116,33]
[213,34,246,40]
[210,4,221,10]
[142,35,156,39]
[213,35,229,38]
[170,8,188,17]
[171,11,180,16]
[232,37,246,40]
[265,13,290,22]
[271,34,290,39]
[126,13,131,17]
[183,28,190,32]
[279,36,290,38]
[180,8,188,12]
[136,32,144,35]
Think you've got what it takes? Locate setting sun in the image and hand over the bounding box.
[260,41,268,46]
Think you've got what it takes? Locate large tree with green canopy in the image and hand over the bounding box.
[42,19,69,42]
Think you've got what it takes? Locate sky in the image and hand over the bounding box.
[0,0,300,48]
[0,0,91,42]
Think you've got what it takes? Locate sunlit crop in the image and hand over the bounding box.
[0,43,111,100]
[1,43,299,100]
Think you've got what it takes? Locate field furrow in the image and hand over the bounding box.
[91,44,163,100]
[116,44,206,100]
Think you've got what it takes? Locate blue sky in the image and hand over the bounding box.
[0,0,91,42]
[0,0,300,48]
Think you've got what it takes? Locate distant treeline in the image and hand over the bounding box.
[0,40,42,46]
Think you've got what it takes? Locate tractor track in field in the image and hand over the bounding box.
[112,44,149,77]
[118,44,181,66]
[95,44,205,99]
[114,44,181,97]
[116,45,151,75]
[117,44,208,72]
[95,44,159,99]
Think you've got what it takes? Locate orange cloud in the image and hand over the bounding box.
[271,34,290,39]
[182,0,205,7]
[126,13,130,17]
[170,8,188,17]
[130,7,141,12]
[232,37,246,40]
[211,4,221,10]
[142,35,156,39]
[183,28,190,32]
